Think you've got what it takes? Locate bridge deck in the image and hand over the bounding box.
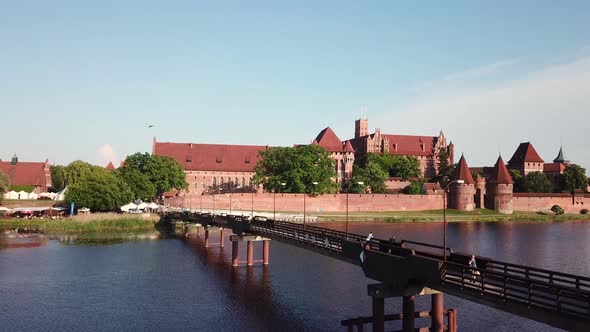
[170,212,590,331]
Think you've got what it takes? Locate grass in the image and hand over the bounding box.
[314,209,590,223]
[1,213,159,234]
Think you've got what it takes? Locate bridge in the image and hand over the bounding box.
[166,211,590,332]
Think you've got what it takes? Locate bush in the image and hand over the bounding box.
[551,205,564,215]
[581,209,589,215]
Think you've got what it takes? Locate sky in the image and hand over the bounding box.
[1,1,589,170]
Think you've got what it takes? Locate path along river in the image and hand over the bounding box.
[1,221,588,331]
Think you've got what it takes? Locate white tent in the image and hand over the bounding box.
[137,202,149,210]
[5,190,18,199]
[18,191,29,199]
[120,203,138,212]
[27,192,39,200]
[148,202,159,209]
[39,192,57,199]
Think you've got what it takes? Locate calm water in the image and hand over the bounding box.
[2,221,588,331]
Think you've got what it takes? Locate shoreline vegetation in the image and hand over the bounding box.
[315,209,590,223]
[1,209,589,234]
[0,213,159,234]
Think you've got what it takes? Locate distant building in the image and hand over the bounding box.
[152,137,268,195]
[507,142,544,175]
[0,154,52,194]
[105,161,116,171]
[345,118,454,177]
[311,127,355,183]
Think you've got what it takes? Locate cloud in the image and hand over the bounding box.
[96,144,119,167]
[375,55,590,170]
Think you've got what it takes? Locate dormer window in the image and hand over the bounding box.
[186,155,192,163]
[216,155,222,163]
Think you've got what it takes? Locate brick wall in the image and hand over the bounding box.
[512,194,589,213]
[167,193,443,213]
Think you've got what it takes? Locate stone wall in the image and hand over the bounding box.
[166,193,590,214]
[512,193,589,213]
[168,193,443,213]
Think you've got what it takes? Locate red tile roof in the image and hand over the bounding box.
[153,142,268,172]
[508,142,544,165]
[543,163,567,174]
[0,161,49,187]
[452,155,475,185]
[383,134,435,156]
[314,127,344,152]
[489,156,514,185]
[343,140,355,153]
[106,161,116,170]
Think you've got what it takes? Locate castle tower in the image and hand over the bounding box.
[342,141,356,180]
[475,175,486,209]
[355,118,368,138]
[448,155,475,211]
[486,156,514,214]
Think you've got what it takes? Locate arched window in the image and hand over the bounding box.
[242,177,246,188]
[235,177,239,188]
[220,177,224,186]
[212,177,217,188]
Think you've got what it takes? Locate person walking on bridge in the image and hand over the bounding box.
[469,254,480,280]
[364,232,374,249]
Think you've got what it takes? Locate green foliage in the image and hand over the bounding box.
[116,166,156,201]
[364,153,421,180]
[551,205,564,215]
[0,171,9,203]
[120,153,188,197]
[581,209,589,215]
[524,171,552,193]
[65,168,133,212]
[50,165,68,192]
[343,178,367,194]
[563,164,587,193]
[403,180,424,195]
[433,147,454,187]
[253,145,337,194]
[509,170,526,192]
[351,162,388,193]
[9,185,35,193]
[64,160,96,186]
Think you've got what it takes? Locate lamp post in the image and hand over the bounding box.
[443,179,464,262]
[274,182,286,221]
[346,181,364,240]
[303,181,318,230]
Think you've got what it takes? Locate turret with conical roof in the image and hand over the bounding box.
[486,156,514,214]
[448,154,475,211]
[553,146,569,164]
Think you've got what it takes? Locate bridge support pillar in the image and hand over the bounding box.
[402,295,415,332]
[204,229,210,248]
[232,241,239,267]
[372,297,385,332]
[247,241,254,266]
[431,293,444,332]
[219,228,224,248]
[263,240,270,265]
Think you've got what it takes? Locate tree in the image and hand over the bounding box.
[0,171,9,203]
[524,171,552,193]
[50,165,68,192]
[563,164,588,193]
[403,180,424,195]
[65,168,133,212]
[116,168,156,201]
[390,156,421,180]
[432,147,454,187]
[509,169,526,192]
[253,145,337,194]
[364,153,421,180]
[120,153,187,197]
[64,160,96,186]
[351,162,388,193]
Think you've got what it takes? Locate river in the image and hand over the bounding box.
[2,221,588,331]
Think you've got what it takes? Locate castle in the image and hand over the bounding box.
[448,142,586,214]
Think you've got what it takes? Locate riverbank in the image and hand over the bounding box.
[316,209,590,223]
[0,213,159,234]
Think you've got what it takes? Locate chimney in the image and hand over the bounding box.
[11,154,18,165]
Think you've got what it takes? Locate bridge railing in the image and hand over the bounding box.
[443,261,590,321]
